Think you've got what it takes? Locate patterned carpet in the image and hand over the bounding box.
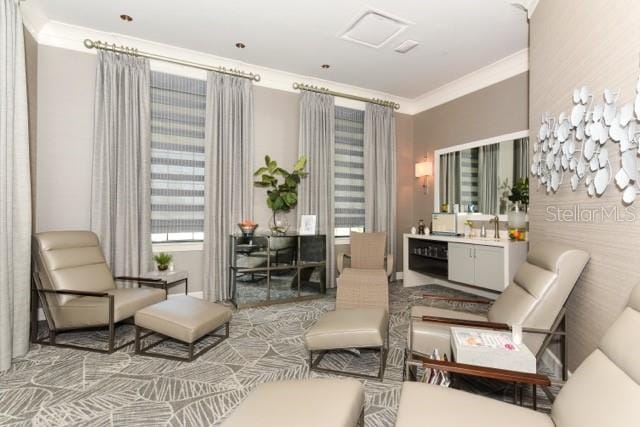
[0,282,553,426]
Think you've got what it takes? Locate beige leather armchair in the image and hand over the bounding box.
[396,282,640,427]
[31,231,166,353]
[408,242,589,380]
[337,232,394,277]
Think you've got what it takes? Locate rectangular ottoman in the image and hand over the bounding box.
[222,379,365,427]
[134,295,232,361]
[304,307,388,380]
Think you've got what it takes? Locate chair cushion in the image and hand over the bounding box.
[304,308,387,351]
[135,296,232,343]
[408,306,487,358]
[395,382,553,427]
[336,268,389,311]
[222,379,364,427]
[350,232,386,269]
[50,287,165,328]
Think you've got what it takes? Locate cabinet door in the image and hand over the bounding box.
[448,243,475,285]
[473,246,505,291]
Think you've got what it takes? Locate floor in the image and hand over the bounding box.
[0,282,553,426]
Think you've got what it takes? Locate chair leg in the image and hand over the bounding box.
[30,287,39,343]
[134,325,141,354]
[561,319,568,381]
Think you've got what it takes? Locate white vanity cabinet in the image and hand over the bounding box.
[403,234,528,297]
[448,243,504,292]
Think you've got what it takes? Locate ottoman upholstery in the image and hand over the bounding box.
[135,295,232,361]
[305,307,388,380]
[222,379,365,427]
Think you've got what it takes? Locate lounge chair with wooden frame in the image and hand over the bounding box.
[397,282,640,427]
[31,230,166,353]
[407,242,589,381]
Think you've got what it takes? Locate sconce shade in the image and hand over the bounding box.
[415,160,432,178]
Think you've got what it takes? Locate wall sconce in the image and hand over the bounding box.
[415,156,432,194]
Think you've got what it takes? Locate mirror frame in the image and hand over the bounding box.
[433,129,529,215]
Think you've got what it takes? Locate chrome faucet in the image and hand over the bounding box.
[490,215,500,240]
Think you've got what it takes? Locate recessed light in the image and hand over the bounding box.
[321,64,330,69]
[235,42,246,49]
[120,14,133,22]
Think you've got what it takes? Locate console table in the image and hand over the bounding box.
[229,233,326,308]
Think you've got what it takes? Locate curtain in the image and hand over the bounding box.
[478,143,499,215]
[0,0,31,371]
[439,152,460,210]
[298,92,335,287]
[203,72,254,301]
[513,137,530,181]
[363,103,396,276]
[90,51,152,280]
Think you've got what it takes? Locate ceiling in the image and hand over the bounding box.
[25,0,529,99]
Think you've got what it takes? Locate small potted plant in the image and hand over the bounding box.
[153,252,173,272]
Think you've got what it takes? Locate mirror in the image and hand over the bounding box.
[435,132,529,215]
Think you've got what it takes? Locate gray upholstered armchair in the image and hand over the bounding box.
[337,232,394,278]
[407,242,589,381]
[31,231,166,353]
[396,282,640,427]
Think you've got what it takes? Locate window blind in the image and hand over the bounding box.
[334,106,365,236]
[150,71,206,242]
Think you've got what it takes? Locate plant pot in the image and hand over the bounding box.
[157,264,169,272]
[269,212,290,235]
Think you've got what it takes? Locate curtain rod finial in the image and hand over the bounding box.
[83,39,94,49]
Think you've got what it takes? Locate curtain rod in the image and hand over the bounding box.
[292,82,400,110]
[83,39,261,82]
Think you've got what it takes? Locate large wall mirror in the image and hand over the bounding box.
[434,130,529,215]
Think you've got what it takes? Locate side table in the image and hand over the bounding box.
[139,270,189,297]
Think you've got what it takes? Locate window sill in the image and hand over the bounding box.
[152,242,204,252]
[334,237,351,245]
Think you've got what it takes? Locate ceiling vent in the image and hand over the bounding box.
[339,9,411,49]
[394,39,419,54]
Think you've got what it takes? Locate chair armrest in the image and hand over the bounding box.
[415,315,510,331]
[36,288,110,297]
[385,254,394,277]
[414,354,551,386]
[421,294,493,304]
[337,253,351,274]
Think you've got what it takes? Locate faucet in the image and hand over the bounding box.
[490,215,500,240]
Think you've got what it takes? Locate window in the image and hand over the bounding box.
[334,106,365,237]
[150,72,206,243]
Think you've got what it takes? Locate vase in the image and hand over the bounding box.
[508,202,527,241]
[157,264,169,272]
[269,212,289,235]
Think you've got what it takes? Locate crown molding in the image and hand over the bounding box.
[406,48,528,115]
[22,10,529,116]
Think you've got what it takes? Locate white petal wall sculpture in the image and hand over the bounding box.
[532,75,640,205]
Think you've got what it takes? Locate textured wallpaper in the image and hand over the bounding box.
[530,0,640,370]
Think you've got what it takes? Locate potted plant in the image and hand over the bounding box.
[153,252,173,272]
[254,155,308,234]
[507,178,529,241]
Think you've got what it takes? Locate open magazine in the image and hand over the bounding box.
[454,330,519,352]
[420,348,451,387]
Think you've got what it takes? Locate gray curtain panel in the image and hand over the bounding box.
[90,51,152,280]
[513,137,530,181]
[439,151,460,209]
[0,0,32,371]
[203,72,254,301]
[363,103,396,275]
[478,143,499,215]
[298,92,336,287]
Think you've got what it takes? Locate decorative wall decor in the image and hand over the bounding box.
[531,75,640,204]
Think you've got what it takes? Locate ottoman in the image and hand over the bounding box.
[304,307,388,380]
[134,295,232,361]
[222,379,365,427]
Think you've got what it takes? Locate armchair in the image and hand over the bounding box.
[337,232,394,277]
[407,242,589,380]
[31,231,166,353]
[396,282,640,427]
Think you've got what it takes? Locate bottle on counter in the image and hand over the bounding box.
[417,219,425,235]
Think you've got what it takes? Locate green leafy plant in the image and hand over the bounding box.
[508,177,529,206]
[153,252,173,271]
[254,155,308,230]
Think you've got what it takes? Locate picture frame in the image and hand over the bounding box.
[299,215,317,235]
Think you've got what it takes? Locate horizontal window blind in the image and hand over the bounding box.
[334,106,365,236]
[150,71,206,242]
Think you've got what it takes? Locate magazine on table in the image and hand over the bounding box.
[454,330,519,352]
[420,348,451,387]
